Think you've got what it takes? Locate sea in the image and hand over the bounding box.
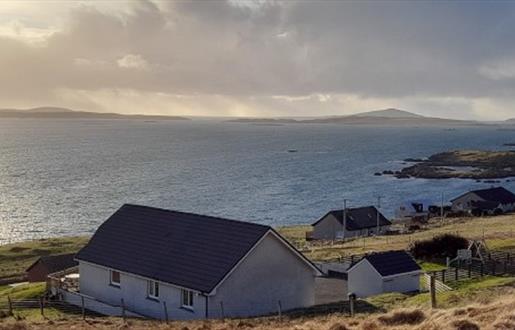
[1,118,515,245]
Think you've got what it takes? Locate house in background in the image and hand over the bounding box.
[26,253,77,282]
[347,250,421,298]
[74,204,321,320]
[451,187,515,214]
[311,206,391,240]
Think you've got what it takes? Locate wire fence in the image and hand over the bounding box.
[0,294,363,322]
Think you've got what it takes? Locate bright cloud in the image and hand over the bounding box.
[117,54,149,70]
[1,0,515,119]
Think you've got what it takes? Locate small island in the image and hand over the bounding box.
[386,150,515,179]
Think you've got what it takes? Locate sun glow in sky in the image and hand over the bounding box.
[2,0,515,119]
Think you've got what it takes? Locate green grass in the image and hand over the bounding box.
[0,283,46,301]
[0,236,89,283]
[365,275,515,311]
[419,261,447,272]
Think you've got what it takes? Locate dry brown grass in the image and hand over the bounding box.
[2,290,515,329]
[377,310,426,326]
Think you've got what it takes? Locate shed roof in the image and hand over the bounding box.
[354,250,421,277]
[76,204,318,293]
[451,187,515,204]
[313,206,391,230]
[26,253,77,274]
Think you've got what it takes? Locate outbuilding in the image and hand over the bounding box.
[347,250,421,298]
[26,253,77,282]
[74,204,321,320]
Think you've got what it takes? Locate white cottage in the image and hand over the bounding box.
[75,204,321,320]
[311,206,391,240]
[347,251,421,298]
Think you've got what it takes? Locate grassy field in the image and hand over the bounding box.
[278,214,515,260]
[1,215,515,328]
[0,275,514,329]
[0,236,89,284]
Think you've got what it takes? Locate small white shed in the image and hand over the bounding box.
[347,251,421,298]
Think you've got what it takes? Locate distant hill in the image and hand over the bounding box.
[227,108,480,127]
[0,107,190,121]
[350,108,424,118]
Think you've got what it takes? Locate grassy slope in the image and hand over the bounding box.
[0,237,89,283]
[0,276,514,329]
[0,215,515,328]
[278,214,515,260]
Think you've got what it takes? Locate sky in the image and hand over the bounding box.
[1,0,515,120]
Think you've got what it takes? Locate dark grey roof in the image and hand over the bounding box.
[452,187,515,204]
[361,251,421,277]
[76,204,313,293]
[470,200,500,210]
[312,206,391,230]
[27,253,77,274]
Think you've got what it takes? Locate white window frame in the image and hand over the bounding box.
[110,270,120,287]
[147,280,159,300]
[181,289,194,309]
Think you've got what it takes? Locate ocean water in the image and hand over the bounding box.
[1,119,515,245]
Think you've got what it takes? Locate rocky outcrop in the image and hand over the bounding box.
[384,150,515,179]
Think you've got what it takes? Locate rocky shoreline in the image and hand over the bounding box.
[379,150,515,179]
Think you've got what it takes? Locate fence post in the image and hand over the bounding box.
[480,263,484,277]
[468,264,472,278]
[492,262,496,276]
[7,295,12,316]
[351,255,354,264]
[430,275,437,309]
[81,296,85,320]
[39,296,45,318]
[441,269,446,283]
[121,298,126,322]
[277,300,282,321]
[220,301,225,319]
[348,293,356,317]
[163,301,168,323]
[455,267,458,281]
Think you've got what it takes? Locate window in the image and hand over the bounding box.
[110,270,120,287]
[147,280,159,300]
[181,289,194,308]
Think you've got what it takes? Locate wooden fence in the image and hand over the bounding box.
[420,274,452,293]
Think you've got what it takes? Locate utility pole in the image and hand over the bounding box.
[376,196,382,235]
[343,199,349,240]
[440,192,444,221]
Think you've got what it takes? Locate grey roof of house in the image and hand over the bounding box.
[26,253,78,274]
[76,204,317,293]
[470,200,500,210]
[361,250,421,277]
[451,187,515,204]
[312,206,392,230]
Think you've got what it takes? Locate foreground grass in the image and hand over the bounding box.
[1,276,515,329]
[0,237,89,283]
[278,214,515,260]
